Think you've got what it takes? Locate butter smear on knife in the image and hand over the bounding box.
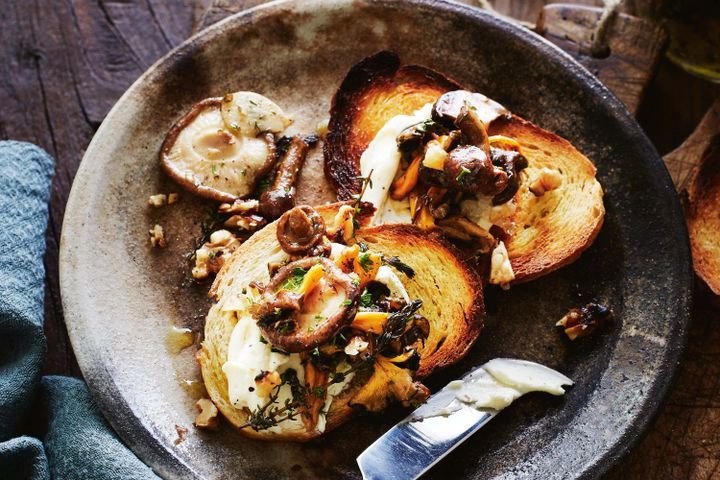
[447,358,573,411]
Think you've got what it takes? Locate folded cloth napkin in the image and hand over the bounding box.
[0,141,158,479]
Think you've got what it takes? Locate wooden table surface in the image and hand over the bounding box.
[2,1,719,478]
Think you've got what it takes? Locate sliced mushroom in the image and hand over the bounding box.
[220,91,291,137]
[455,105,491,152]
[259,136,310,219]
[432,90,509,127]
[253,257,360,352]
[438,216,495,252]
[160,93,288,203]
[490,147,529,205]
[395,119,440,153]
[349,358,429,412]
[276,206,325,255]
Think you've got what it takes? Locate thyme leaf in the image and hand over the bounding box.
[382,256,415,278]
[376,300,423,355]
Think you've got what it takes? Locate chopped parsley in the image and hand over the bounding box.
[415,119,435,134]
[357,253,374,272]
[359,289,373,308]
[342,299,352,306]
[211,163,219,177]
[278,322,294,334]
[255,175,272,195]
[455,166,471,184]
[281,267,307,291]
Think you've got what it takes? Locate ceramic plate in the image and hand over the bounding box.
[60,1,692,478]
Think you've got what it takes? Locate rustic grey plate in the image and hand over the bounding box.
[60,0,692,479]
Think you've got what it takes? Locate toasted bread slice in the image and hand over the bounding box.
[486,116,604,282]
[324,51,460,200]
[198,202,483,440]
[323,52,604,283]
[687,136,720,295]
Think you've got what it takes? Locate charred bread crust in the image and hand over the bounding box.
[323,53,605,283]
[687,136,720,295]
[324,51,459,199]
[488,116,605,283]
[198,202,483,440]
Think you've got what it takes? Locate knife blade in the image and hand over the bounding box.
[356,359,572,480]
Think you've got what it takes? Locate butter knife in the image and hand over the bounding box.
[356,359,573,480]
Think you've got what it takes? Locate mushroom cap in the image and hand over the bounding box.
[275,206,326,254]
[432,90,509,128]
[257,257,360,352]
[160,94,290,202]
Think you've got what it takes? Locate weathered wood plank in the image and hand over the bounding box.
[537,3,667,114]
[0,0,194,375]
[609,288,720,480]
[664,100,720,192]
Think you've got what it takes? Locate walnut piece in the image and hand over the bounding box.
[149,224,166,248]
[529,167,563,196]
[556,302,613,340]
[192,229,240,280]
[148,194,167,207]
[194,398,220,430]
[344,336,370,357]
[218,198,259,215]
[223,214,266,231]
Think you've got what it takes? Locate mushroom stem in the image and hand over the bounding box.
[259,136,310,219]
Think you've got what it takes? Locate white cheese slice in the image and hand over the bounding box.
[359,103,433,224]
[374,265,410,303]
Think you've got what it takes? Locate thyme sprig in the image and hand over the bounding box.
[238,360,373,432]
[350,169,374,232]
[238,370,307,431]
[382,255,416,278]
[376,300,423,354]
[183,206,231,273]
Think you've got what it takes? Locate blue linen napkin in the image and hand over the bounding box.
[0,141,159,479]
